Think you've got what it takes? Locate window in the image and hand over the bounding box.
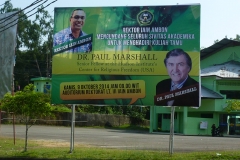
[44,84,51,93]
[163,114,177,119]
[201,113,213,118]
[220,90,240,99]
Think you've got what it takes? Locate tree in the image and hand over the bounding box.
[0,1,53,88]
[0,84,52,151]
[214,39,219,44]
[233,34,240,41]
[224,99,240,113]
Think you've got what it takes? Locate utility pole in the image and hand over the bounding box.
[34,54,42,77]
[46,53,49,77]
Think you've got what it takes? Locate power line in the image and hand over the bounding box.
[0,0,46,22]
[0,0,48,31]
[0,0,57,33]
[0,0,48,24]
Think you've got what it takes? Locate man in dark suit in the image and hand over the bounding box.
[155,48,200,107]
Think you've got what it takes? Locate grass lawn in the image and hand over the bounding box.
[0,136,240,160]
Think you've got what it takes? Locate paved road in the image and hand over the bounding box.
[1,124,240,152]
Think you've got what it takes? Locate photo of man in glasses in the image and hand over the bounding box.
[53,8,92,53]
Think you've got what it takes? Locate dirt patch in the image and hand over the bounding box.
[32,139,91,148]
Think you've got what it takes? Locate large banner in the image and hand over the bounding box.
[0,11,18,99]
[52,5,201,107]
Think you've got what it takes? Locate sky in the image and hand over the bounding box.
[8,0,240,48]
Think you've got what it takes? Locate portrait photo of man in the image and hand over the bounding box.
[155,48,200,107]
[53,8,92,53]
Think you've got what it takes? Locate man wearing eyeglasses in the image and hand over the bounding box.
[53,8,92,53]
[155,48,200,107]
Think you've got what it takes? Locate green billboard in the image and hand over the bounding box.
[52,5,201,107]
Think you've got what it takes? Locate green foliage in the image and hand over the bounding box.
[225,99,240,113]
[51,104,71,112]
[76,105,150,125]
[77,105,149,117]
[77,105,118,114]
[0,84,52,121]
[0,84,52,151]
[0,1,14,13]
[233,34,240,41]
[214,39,219,44]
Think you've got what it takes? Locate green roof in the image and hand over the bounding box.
[201,38,240,60]
[30,77,51,81]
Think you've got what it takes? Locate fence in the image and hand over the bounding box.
[0,111,150,127]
